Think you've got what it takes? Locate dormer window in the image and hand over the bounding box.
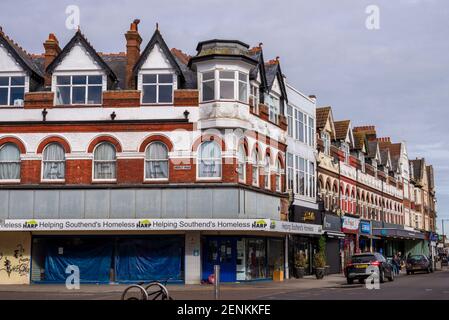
[200,70,249,103]
[142,73,174,104]
[0,76,25,106]
[266,93,280,124]
[55,75,103,105]
[341,143,350,164]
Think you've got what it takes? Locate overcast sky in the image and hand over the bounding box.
[1,0,448,232]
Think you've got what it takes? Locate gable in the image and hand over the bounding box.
[271,76,281,95]
[0,44,24,72]
[141,43,174,70]
[54,43,102,72]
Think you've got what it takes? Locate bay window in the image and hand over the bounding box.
[142,74,173,104]
[0,143,20,180]
[219,71,234,99]
[201,71,215,102]
[145,142,169,180]
[237,144,246,182]
[42,143,65,180]
[198,141,222,178]
[0,76,25,106]
[93,142,116,180]
[55,75,103,105]
[200,70,249,103]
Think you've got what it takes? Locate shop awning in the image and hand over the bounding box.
[372,228,426,240]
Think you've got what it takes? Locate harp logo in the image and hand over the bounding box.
[137,219,152,228]
[23,220,38,229]
[252,219,268,229]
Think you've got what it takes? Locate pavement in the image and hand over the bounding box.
[0,268,448,300]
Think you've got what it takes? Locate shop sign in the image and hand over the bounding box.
[292,206,322,225]
[0,218,273,232]
[360,221,371,234]
[270,220,322,235]
[324,214,342,232]
[341,216,360,233]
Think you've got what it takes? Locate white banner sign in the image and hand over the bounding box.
[0,218,272,232]
[270,220,322,235]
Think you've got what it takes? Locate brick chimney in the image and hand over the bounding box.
[125,19,142,90]
[43,33,61,87]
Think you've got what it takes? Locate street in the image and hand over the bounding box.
[0,270,448,300]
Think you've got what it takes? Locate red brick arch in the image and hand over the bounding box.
[192,134,226,152]
[37,136,71,154]
[237,137,249,156]
[276,152,285,169]
[87,136,122,153]
[139,135,174,152]
[0,137,26,154]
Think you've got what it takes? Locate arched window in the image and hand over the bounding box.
[252,150,259,186]
[237,144,246,182]
[264,155,271,189]
[0,143,20,180]
[42,143,65,180]
[145,142,169,180]
[275,159,281,192]
[198,141,221,178]
[93,142,116,180]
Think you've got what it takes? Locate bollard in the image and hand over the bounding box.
[214,264,220,300]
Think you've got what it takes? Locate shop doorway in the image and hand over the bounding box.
[202,237,237,282]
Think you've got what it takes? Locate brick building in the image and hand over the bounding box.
[0,21,313,284]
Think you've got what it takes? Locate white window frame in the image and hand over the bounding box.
[341,143,350,164]
[295,109,305,142]
[144,142,169,181]
[92,142,117,182]
[201,71,215,102]
[308,116,315,147]
[252,150,259,187]
[322,131,331,156]
[266,93,280,124]
[250,83,259,113]
[54,74,104,106]
[264,155,271,189]
[140,72,175,105]
[287,105,293,137]
[275,159,282,192]
[237,144,246,183]
[286,153,294,191]
[0,143,21,182]
[0,74,28,107]
[196,141,222,180]
[41,143,66,182]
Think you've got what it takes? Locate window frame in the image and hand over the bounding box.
[92,142,117,182]
[200,69,249,104]
[144,141,169,181]
[264,155,271,190]
[41,142,66,182]
[54,74,104,106]
[197,141,222,180]
[250,83,259,113]
[0,143,21,182]
[237,144,246,183]
[252,150,260,187]
[0,75,27,107]
[141,73,175,105]
[275,158,282,192]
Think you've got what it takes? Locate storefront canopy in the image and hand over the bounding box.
[372,228,426,240]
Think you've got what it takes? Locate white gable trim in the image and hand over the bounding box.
[0,44,24,72]
[54,43,102,72]
[140,43,174,70]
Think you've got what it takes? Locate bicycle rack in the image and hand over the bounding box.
[121,281,173,300]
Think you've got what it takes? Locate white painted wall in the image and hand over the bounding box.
[0,44,24,72]
[184,232,201,284]
[54,43,102,71]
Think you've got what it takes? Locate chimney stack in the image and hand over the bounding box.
[43,33,61,87]
[125,19,142,90]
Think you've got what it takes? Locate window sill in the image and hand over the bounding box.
[0,179,21,184]
[41,179,66,184]
[54,104,103,108]
[200,100,249,105]
[92,179,117,184]
[196,177,222,182]
[141,103,173,106]
[144,178,169,183]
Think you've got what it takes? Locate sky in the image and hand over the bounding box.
[1,0,448,232]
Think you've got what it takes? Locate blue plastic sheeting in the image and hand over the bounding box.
[115,237,183,282]
[44,239,113,283]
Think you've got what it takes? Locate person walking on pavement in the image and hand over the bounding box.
[392,253,400,275]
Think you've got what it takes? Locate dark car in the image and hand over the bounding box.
[345,253,394,284]
[406,255,432,274]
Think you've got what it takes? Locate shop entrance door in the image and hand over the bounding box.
[203,237,236,282]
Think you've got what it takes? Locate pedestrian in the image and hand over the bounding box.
[392,254,399,275]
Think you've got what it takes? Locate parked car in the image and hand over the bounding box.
[406,255,432,274]
[345,253,394,284]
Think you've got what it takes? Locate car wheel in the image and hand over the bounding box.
[388,271,394,282]
[347,278,354,284]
